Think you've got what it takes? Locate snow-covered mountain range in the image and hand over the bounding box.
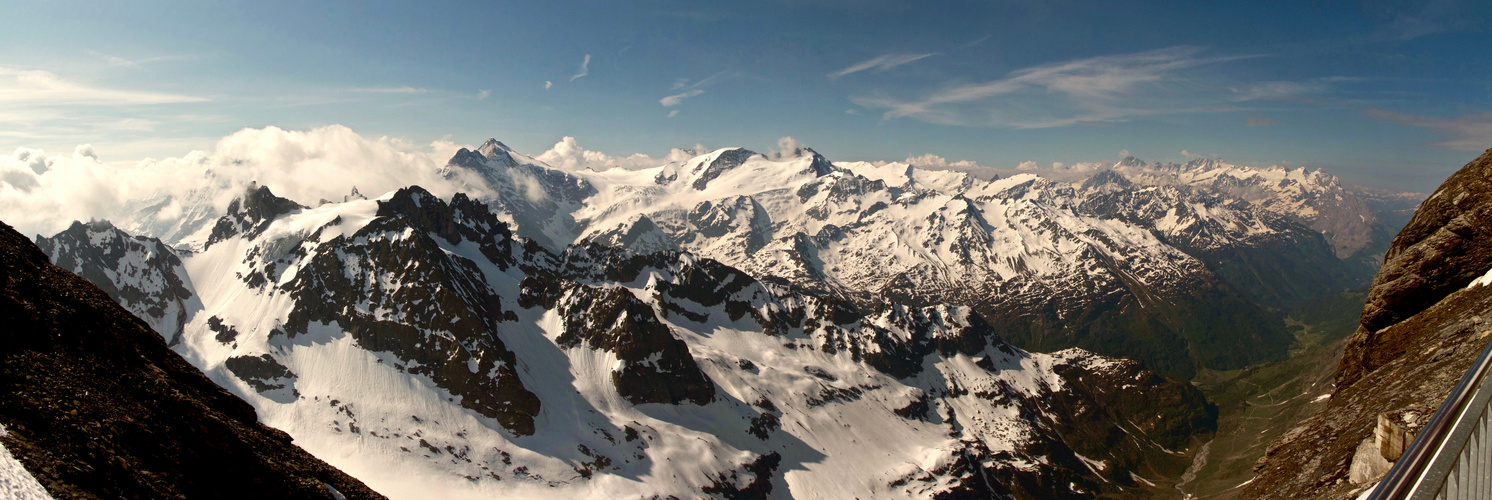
[29,138,1401,498]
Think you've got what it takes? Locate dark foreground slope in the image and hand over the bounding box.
[1243,148,1492,499]
[0,220,383,500]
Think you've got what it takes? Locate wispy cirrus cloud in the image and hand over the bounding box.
[659,70,732,108]
[956,35,991,50]
[349,86,427,94]
[86,51,179,70]
[1229,76,1367,103]
[1371,0,1472,41]
[571,54,591,81]
[0,67,206,105]
[1364,109,1492,151]
[660,89,703,107]
[851,46,1252,128]
[828,52,938,79]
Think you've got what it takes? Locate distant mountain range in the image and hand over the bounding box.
[23,139,1418,498]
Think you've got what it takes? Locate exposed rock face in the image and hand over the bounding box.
[87,140,1391,384]
[206,184,306,248]
[278,187,542,435]
[0,220,383,500]
[34,220,199,343]
[438,139,597,251]
[689,147,756,191]
[557,149,1381,379]
[1343,149,1492,385]
[547,283,716,405]
[1243,148,1492,499]
[1116,157,1381,259]
[41,183,1219,498]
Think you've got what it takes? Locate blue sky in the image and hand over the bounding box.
[1,0,1489,191]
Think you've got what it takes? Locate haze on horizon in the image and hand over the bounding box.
[1,0,1490,195]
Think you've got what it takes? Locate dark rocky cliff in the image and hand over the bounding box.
[1243,148,1492,499]
[0,220,384,500]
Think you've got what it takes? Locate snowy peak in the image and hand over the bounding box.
[34,219,200,342]
[437,143,597,251]
[475,138,515,159]
[1079,169,1133,192]
[585,214,678,255]
[447,147,489,171]
[799,147,837,177]
[446,138,521,172]
[1108,157,1378,257]
[39,186,1222,498]
[688,147,757,191]
[204,184,305,249]
[474,138,520,168]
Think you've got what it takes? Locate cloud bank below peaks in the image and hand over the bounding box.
[535,136,705,172]
[0,125,462,239]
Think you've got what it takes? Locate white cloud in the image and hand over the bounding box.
[0,67,206,105]
[1017,161,1038,171]
[100,54,140,69]
[477,89,491,100]
[534,136,703,172]
[904,153,982,169]
[0,125,464,238]
[660,89,704,107]
[1052,162,1065,169]
[545,81,552,90]
[658,70,731,109]
[14,148,52,175]
[1118,149,1131,158]
[349,86,427,94]
[957,35,992,50]
[667,110,679,118]
[1372,0,1473,41]
[1245,117,1278,127]
[1181,149,1198,158]
[852,46,1249,128]
[774,137,805,158]
[828,53,938,79]
[571,54,591,81]
[508,168,548,203]
[1364,109,1492,151]
[1231,81,1327,101]
[87,51,177,70]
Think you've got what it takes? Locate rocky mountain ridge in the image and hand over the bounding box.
[37,183,1216,498]
[1243,147,1492,498]
[91,140,1395,379]
[436,142,1377,377]
[24,136,1415,498]
[0,220,383,500]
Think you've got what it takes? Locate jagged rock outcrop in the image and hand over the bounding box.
[1342,149,1492,385]
[206,183,306,248]
[34,220,199,343]
[278,186,542,435]
[1243,148,1492,499]
[0,220,383,500]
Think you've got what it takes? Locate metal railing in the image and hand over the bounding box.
[1368,338,1492,499]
